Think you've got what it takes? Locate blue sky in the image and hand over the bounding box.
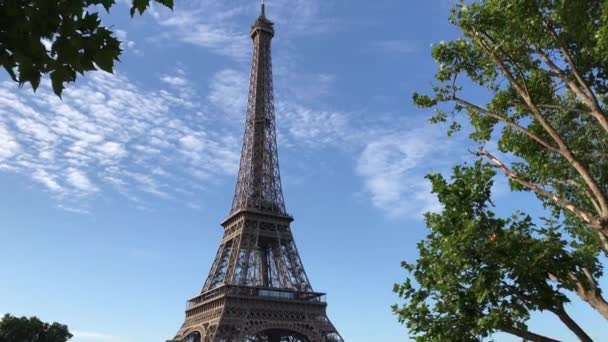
[0,0,607,341]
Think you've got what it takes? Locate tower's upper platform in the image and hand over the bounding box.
[251,1,274,38]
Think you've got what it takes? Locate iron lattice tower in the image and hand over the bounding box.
[173,3,343,342]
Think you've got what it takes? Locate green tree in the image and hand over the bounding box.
[413,0,608,317]
[393,162,599,341]
[0,0,173,96]
[0,314,72,342]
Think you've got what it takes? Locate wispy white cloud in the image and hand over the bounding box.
[0,1,451,222]
[226,57,462,221]
[146,0,337,60]
[356,127,461,219]
[276,73,336,103]
[206,68,352,148]
[0,124,20,159]
[207,69,248,120]
[265,0,339,36]
[277,103,350,147]
[32,169,62,193]
[160,74,189,87]
[114,29,141,55]
[66,168,98,193]
[0,70,239,212]
[154,6,249,60]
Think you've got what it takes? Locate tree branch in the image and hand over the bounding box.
[547,179,602,215]
[469,28,608,217]
[500,326,561,342]
[537,104,591,115]
[542,22,605,113]
[550,305,594,342]
[452,96,560,153]
[536,48,608,134]
[476,148,606,240]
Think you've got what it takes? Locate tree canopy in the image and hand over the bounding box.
[397,0,608,339]
[393,162,599,341]
[414,0,608,252]
[0,0,173,96]
[0,314,72,342]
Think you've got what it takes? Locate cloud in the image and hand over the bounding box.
[154,6,249,60]
[0,70,239,211]
[147,0,337,60]
[277,103,350,147]
[0,124,20,159]
[206,68,351,149]
[66,168,98,193]
[160,75,189,87]
[276,73,336,103]
[97,142,127,161]
[32,169,62,193]
[356,127,460,219]
[113,29,141,55]
[207,69,248,119]
[263,0,338,36]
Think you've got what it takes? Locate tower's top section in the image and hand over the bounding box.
[230,2,286,217]
[251,0,274,38]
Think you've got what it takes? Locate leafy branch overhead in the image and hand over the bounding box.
[413,0,608,252]
[0,0,174,96]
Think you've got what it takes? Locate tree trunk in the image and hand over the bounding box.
[551,305,593,342]
[500,326,560,342]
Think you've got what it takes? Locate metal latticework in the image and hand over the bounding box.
[174,4,343,342]
[231,4,285,216]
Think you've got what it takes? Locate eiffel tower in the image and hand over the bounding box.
[173,2,343,342]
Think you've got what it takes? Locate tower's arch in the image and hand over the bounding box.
[245,328,312,342]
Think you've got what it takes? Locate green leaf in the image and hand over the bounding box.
[50,66,74,97]
[130,0,149,16]
[0,0,169,96]
[93,49,116,73]
[154,0,174,10]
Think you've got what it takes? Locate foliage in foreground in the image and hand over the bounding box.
[410,0,608,321]
[0,0,173,96]
[414,0,608,248]
[0,314,72,342]
[393,162,599,342]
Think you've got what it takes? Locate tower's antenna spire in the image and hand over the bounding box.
[261,0,266,17]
